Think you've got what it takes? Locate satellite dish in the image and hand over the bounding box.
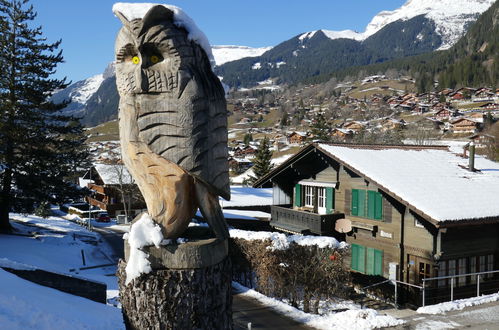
[335,218,352,233]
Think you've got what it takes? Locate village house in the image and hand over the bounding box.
[342,121,366,133]
[450,117,482,133]
[331,128,354,141]
[287,131,308,144]
[254,143,499,305]
[82,164,146,218]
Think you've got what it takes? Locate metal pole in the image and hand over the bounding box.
[477,274,480,297]
[450,277,454,301]
[394,281,398,308]
[422,280,426,307]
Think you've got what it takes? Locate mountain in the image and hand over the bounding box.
[331,0,499,91]
[51,74,104,118]
[215,0,495,88]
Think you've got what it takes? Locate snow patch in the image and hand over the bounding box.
[70,74,104,104]
[229,229,347,251]
[113,3,215,67]
[252,62,261,70]
[124,213,163,285]
[417,292,499,315]
[211,45,272,66]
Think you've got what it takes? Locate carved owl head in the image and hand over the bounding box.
[114,5,213,98]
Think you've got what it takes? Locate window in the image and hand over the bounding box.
[470,257,477,284]
[415,219,424,228]
[448,260,456,287]
[458,258,467,286]
[304,185,314,207]
[318,187,325,209]
[295,184,335,214]
[351,244,383,276]
[487,254,494,279]
[419,262,431,284]
[438,261,447,287]
[351,189,382,220]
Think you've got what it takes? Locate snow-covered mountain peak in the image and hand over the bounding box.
[299,29,363,41]
[69,74,104,105]
[211,45,272,66]
[364,0,495,49]
[299,0,494,49]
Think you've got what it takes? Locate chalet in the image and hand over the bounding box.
[82,164,146,218]
[468,133,496,149]
[381,118,406,131]
[451,117,482,133]
[228,157,253,174]
[287,131,307,144]
[234,145,257,157]
[331,128,353,141]
[342,121,366,133]
[254,143,499,305]
[473,88,494,102]
[434,108,452,120]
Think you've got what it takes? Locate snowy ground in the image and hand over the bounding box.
[0,211,124,329]
[2,210,499,329]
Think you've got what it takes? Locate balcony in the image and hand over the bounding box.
[270,205,345,236]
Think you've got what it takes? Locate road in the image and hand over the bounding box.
[95,224,313,330]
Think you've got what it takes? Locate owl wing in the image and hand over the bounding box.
[135,65,230,201]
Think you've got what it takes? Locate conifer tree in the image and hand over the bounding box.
[249,137,273,184]
[311,113,330,142]
[0,0,88,231]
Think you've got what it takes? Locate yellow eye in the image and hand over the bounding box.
[132,56,140,64]
[151,55,159,64]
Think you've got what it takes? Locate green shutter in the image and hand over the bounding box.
[326,187,334,214]
[358,245,366,273]
[294,184,302,207]
[358,190,366,217]
[351,189,359,216]
[367,191,376,219]
[366,248,375,275]
[374,249,383,275]
[351,244,359,271]
[374,192,383,220]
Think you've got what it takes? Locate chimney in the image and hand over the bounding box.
[469,141,475,172]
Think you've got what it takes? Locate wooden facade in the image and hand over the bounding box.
[254,143,499,305]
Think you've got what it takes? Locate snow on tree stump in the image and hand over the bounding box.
[117,226,232,329]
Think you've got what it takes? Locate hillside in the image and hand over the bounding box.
[215,0,494,88]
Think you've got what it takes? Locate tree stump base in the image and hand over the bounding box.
[117,227,232,329]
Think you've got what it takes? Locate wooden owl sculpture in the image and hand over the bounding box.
[114,5,230,239]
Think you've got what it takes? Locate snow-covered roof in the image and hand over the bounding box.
[112,3,215,67]
[318,144,499,223]
[93,163,133,185]
[220,186,272,207]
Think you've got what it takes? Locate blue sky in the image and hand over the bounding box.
[30,0,406,83]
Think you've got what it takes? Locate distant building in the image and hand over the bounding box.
[81,164,146,218]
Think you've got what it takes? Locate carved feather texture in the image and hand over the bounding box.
[115,5,230,239]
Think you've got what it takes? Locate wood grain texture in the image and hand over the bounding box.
[115,5,230,239]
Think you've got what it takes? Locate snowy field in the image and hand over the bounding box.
[0,212,124,329]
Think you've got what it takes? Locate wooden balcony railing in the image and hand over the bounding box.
[270,205,344,236]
